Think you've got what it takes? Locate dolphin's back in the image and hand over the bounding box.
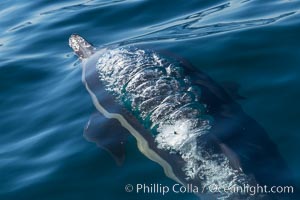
[94,47,251,189]
[96,47,210,136]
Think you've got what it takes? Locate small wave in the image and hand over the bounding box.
[8,167,57,192]
[9,21,32,32]
[40,0,127,15]
[149,2,231,29]
[122,11,296,44]
[40,1,93,15]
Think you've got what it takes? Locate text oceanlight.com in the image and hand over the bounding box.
[124,183,294,196]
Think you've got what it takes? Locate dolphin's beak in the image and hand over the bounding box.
[69,34,95,60]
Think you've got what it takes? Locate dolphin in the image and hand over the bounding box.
[69,34,295,199]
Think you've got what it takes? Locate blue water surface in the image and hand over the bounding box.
[1,0,300,200]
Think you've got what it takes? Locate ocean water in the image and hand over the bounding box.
[1,0,300,200]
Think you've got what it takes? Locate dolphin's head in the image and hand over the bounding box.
[69,34,96,60]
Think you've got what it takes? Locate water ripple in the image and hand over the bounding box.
[40,0,127,15]
[9,21,32,32]
[10,167,57,192]
[0,128,56,155]
[122,11,296,44]
[149,2,231,29]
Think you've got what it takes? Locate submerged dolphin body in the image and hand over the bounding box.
[69,34,294,199]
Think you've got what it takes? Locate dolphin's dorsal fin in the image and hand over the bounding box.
[221,81,246,100]
[69,34,96,60]
[84,112,129,166]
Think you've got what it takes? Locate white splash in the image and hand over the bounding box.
[156,120,197,151]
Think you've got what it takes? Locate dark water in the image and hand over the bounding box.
[1,0,300,199]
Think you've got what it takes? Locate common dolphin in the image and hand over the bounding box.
[69,34,294,199]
